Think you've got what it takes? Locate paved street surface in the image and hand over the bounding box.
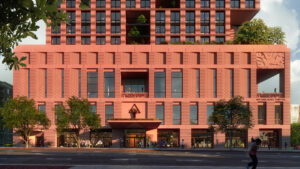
[0,149,299,169]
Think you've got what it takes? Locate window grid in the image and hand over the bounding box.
[246,0,255,8]
[51,36,61,45]
[156,11,165,34]
[105,72,115,98]
[231,0,240,8]
[96,11,106,34]
[105,104,114,124]
[156,104,165,125]
[186,0,195,8]
[190,104,198,125]
[141,0,150,8]
[216,12,225,34]
[155,72,166,98]
[66,36,76,45]
[171,11,180,34]
[111,36,120,44]
[66,0,76,8]
[96,36,106,45]
[111,0,120,8]
[81,36,91,45]
[126,0,135,8]
[201,12,210,34]
[201,0,210,8]
[87,72,98,98]
[51,24,61,34]
[173,104,181,125]
[111,11,121,34]
[96,0,105,8]
[156,36,165,44]
[216,0,225,8]
[172,72,183,98]
[186,11,195,34]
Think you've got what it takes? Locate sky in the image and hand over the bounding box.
[0,0,300,104]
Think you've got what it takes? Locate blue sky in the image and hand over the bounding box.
[1,0,300,104]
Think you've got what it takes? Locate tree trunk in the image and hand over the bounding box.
[76,133,81,148]
[230,129,233,150]
[25,137,29,148]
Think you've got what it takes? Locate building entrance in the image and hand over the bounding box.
[124,129,146,148]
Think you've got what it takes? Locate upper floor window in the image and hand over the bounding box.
[246,0,255,8]
[201,37,210,43]
[66,0,76,8]
[201,12,210,34]
[171,36,180,43]
[172,71,183,98]
[105,72,115,98]
[186,0,195,8]
[87,72,98,98]
[156,11,165,34]
[190,104,198,125]
[111,0,120,8]
[96,0,105,8]
[201,0,210,8]
[258,103,266,124]
[105,104,114,123]
[81,36,91,45]
[275,104,283,124]
[111,11,121,34]
[52,24,61,34]
[155,72,166,98]
[141,0,150,8]
[231,0,240,8]
[51,36,61,45]
[186,11,195,34]
[126,0,135,8]
[81,11,90,23]
[81,0,90,8]
[156,104,164,124]
[216,36,225,43]
[171,11,180,34]
[186,36,195,43]
[66,36,76,45]
[207,104,214,124]
[96,36,106,45]
[216,12,225,34]
[216,0,225,8]
[173,104,181,125]
[38,105,46,114]
[96,11,106,34]
[156,36,165,44]
[111,36,120,44]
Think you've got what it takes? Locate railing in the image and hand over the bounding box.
[257,93,284,98]
[122,92,148,98]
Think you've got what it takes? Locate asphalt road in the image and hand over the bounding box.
[0,149,300,169]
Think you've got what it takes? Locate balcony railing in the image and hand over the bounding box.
[257,93,284,98]
[122,92,148,98]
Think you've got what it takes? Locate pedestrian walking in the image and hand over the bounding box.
[181,139,184,149]
[246,138,261,169]
[268,140,271,150]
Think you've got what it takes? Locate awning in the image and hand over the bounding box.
[107,119,161,130]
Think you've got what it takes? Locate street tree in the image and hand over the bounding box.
[0,96,50,148]
[55,96,101,148]
[291,123,300,147]
[0,0,90,70]
[233,18,285,45]
[209,96,253,149]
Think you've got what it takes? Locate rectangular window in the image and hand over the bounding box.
[45,69,47,98]
[57,0,61,8]
[51,36,60,45]
[87,72,98,98]
[213,69,217,98]
[172,72,183,98]
[66,0,76,8]
[173,104,181,125]
[105,104,114,123]
[51,24,61,34]
[96,11,106,34]
[111,0,120,8]
[216,36,225,43]
[186,11,195,34]
[196,69,200,98]
[247,69,251,97]
[201,0,210,8]
[190,104,198,125]
[186,0,195,8]
[111,11,120,34]
[38,105,46,114]
[231,53,234,64]
[246,0,255,8]
[96,36,106,45]
[230,69,234,98]
[207,104,214,124]
[275,104,283,124]
[216,0,225,8]
[201,12,210,34]
[155,72,166,98]
[231,0,240,8]
[28,69,30,97]
[78,69,81,97]
[66,36,76,45]
[67,11,76,34]
[61,69,64,98]
[81,12,90,34]
[90,104,97,114]
[81,36,91,45]
[96,0,105,8]
[171,36,180,43]
[258,103,266,124]
[105,72,115,98]
[171,11,180,34]
[141,0,150,8]
[186,36,195,43]
[216,12,225,34]
[156,36,165,44]
[111,36,120,44]
[201,37,210,43]
[156,11,165,33]
[156,104,164,125]
[126,0,135,8]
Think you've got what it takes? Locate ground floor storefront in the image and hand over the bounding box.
[13,126,290,149]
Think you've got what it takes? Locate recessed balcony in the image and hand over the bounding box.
[121,72,148,98]
[257,93,284,98]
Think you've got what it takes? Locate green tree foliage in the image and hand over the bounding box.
[128,26,140,37]
[291,123,300,147]
[136,14,147,24]
[55,96,101,148]
[209,96,253,149]
[233,19,285,45]
[0,96,50,148]
[0,0,88,70]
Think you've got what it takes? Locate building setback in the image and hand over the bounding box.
[14,0,290,149]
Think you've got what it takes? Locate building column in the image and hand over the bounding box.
[266,102,275,125]
[180,128,191,149]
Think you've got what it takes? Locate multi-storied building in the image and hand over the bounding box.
[14,0,290,148]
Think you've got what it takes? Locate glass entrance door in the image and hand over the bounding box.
[124,129,146,148]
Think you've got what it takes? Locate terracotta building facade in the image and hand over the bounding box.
[13,0,290,149]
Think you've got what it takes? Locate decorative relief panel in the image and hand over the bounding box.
[256,52,284,68]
